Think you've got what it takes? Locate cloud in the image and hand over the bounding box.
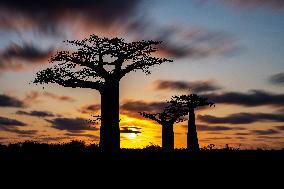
[129,22,239,59]
[2,127,38,135]
[0,42,53,71]
[120,126,142,134]
[65,133,99,139]
[250,129,280,135]
[198,112,284,124]
[0,0,240,68]
[48,117,97,133]
[0,116,37,135]
[23,91,75,105]
[275,126,284,131]
[205,90,284,107]
[220,0,284,10]
[42,92,75,102]
[195,124,245,131]
[120,100,167,117]
[16,110,55,117]
[269,72,284,86]
[80,104,101,114]
[234,132,250,136]
[0,116,27,126]
[0,94,25,107]
[0,0,141,34]
[153,80,222,93]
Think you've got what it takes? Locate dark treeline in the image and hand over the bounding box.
[1,140,283,163]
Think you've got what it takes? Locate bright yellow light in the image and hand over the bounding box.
[125,133,137,139]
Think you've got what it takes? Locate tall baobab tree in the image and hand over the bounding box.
[140,101,186,151]
[33,35,172,153]
[170,94,214,152]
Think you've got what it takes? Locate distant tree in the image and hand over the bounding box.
[33,35,172,153]
[170,94,215,152]
[139,101,186,152]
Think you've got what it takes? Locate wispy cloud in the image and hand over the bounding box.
[42,92,75,102]
[269,72,284,86]
[0,42,53,71]
[0,0,141,34]
[23,91,75,105]
[195,124,245,131]
[16,110,55,117]
[250,129,280,135]
[198,112,284,124]
[153,80,222,93]
[79,104,101,114]
[65,133,99,139]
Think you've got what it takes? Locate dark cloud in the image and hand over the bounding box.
[234,132,250,136]
[48,117,97,133]
[80,104,101,114]
[153,80,222,93]
[0,0,141,33]
[250,129,280,135]
[255,136,283,140]
[0,116,27,126]
[275,126,284,131]
[205,90,284,107]
[202,136,232,140]
[198,112,284,124]
[0,116,36,135]
[0,94,25,107]
[16,110,55,117]
[0,42,53,71]
[0,0,239,66]
[269,72,284,86]
[196,124,245,131]
[65,133,99,139]
[120,126,142,134]
[120,100,167,117]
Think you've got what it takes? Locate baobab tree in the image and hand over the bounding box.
[170,94,215,152]
[139,101,187,151]
[33,35,172,153]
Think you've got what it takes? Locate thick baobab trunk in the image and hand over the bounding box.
[162,124,174,152]
[100,80,120,153]
[187,108,199,151]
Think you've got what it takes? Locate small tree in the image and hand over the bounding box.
[170,94,214,152]
[33,35,172,153]
[139,101,186,152]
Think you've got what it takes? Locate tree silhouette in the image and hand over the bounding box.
[139,101,186,152]
[170,94,215,152]
[33,35,172,153]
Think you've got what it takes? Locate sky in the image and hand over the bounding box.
[0,0,284,149]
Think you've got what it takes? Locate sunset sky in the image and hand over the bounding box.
[0,0,284,149]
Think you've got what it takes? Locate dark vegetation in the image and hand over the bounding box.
[1,140,283,165]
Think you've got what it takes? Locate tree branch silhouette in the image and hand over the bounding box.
[170,94,215,151]
[139,100,187,151]
[33,34,172,153]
